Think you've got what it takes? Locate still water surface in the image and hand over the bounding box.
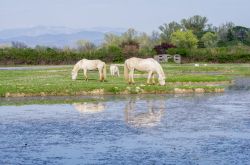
[0,79,250,164]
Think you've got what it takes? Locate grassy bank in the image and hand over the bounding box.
[1,63,246,97]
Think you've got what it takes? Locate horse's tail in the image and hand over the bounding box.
[103,63,107,80]
[124,60,129,81]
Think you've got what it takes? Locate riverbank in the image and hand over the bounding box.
[0,63,248,97]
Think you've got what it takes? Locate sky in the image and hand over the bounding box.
[0,0,250,32]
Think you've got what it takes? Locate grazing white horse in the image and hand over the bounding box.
[72,59,106,81]
[110,64,120,77]
[124,57,166,85]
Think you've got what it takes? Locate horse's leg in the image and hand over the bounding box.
[98,69,103,81]
[84,69,88,81]
[117,70,120,77]
[130,69,135,84]
[147,71,153,84]
[111,69,114,77]
[128,70,131,84]
[152,73,155,85]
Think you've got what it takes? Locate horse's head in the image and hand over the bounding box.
[71,68,78,80]
[158,75,166,86]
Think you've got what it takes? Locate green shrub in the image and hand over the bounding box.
[167,48,188,57]
[1,45,250,64]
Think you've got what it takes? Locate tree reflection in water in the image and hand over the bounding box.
[125,97,165,127]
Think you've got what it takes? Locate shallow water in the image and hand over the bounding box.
[0,79,250,164]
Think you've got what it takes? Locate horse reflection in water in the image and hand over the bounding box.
[125,97,165,127]
[73,102,105,113]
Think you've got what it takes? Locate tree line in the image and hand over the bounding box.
[1,15,250,64]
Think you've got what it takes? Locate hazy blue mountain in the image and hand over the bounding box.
[1,31,105,47]
[0,26,81,39]
[0,26,125,47]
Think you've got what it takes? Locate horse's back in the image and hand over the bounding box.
[125,57,164,73]
[78,59,105,70]
[126,57,155,63]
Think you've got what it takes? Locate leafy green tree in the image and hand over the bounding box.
[201,32,218,48]
[159,21,182,42]
[170,30,198,49]
[181,15,208,38]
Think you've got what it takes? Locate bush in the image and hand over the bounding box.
[167,48,188,56]
[153,43,176,54]
[1,45,250,65]
[182,46,250,63]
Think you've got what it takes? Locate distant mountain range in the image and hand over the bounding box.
[0,26,126,47]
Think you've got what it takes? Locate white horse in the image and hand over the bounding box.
[125,98,165,127]
[124,57,166,85]
[73,102,105,113]
[72,59,106,81]
[110,64,120,77]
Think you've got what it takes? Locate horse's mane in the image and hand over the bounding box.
[72,60,83,72]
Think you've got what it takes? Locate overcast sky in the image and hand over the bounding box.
[1,0,249,32]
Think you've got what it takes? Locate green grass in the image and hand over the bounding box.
[1,63,248,97]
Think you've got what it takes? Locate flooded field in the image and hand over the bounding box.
[0,78,250,164]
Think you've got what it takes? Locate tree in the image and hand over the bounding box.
[103,33,122,47]
[247,31,250,44]
[227,29,235,41]
[11,41,28,48]
[216,22,235,42]
[170,30,198,49]
[118,28,140,58]
[181,15,208,38]
[159,21,182,42]
[122,28,139,42]
[233,26,249,42]
[201,32,218,48]
[150,31,161,45]
[62,46,72,53]
[120,40,139,58]
[136,32,149,50]
[76,40,96,52]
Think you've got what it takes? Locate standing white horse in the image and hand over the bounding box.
[124,57,166,85]
[72,59,106,81]
[110,64,120,77]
